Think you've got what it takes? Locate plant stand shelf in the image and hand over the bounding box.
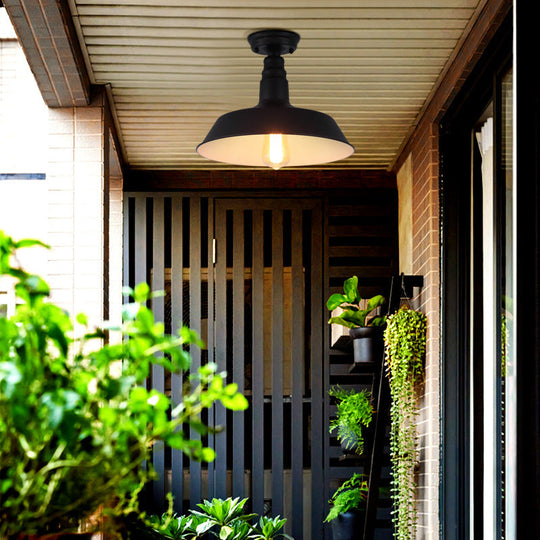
[362,273,423,540]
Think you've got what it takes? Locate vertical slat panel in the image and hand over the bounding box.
[133,195,148,493]
[272,209,284,517]
[251,209,265,515]
[214,204,227,498]
[232,209,245,496]
[171,196,184,512]
[291,209,304,538]
[134,196,146,287]
[189,197,202,507]
[310,204,325,538]
[206,198,215,500]
[152,197,166,508]
[123,196,130,292]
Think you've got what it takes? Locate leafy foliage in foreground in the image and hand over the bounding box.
[0,231,248,536]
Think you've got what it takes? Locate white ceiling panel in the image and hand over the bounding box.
[70,0,483,169]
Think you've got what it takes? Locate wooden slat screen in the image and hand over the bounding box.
[124,188,397,539]
[324,188,398,538]
[125,194,325,538]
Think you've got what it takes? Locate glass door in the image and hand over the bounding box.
[469,66,515,540]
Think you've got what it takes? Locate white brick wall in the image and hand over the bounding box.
[2,14,125,343]
[47,103,106,333]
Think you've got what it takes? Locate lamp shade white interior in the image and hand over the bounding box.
[197,133,354,168]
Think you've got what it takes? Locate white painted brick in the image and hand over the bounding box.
[75,146,102,163]
[71,232,103,248]
[75,134,103,149]
[74,258,103,274]
[74,162,103,180]
[48,204,74,219]
[48,260,76,276]
[47,274,74,290]
[74,272,102,291]
[49,246,74,261]
[74,107,102,122]
[47,162,75,178]
[48,217,75,234]
[49,119,74,135]
[74,217,103,236]
[74,244,102,261]
[74,290,102,311]
[75,186,102,205]
[48,190,74,204]
[48,147,75,163]
[48,133,75,149]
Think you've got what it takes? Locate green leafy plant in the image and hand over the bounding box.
[0,231,248,537]
[328,386,373,455]
[190,497,257,538]
[147,499,292,540]
[250,516,290,540]
[327,276,386,329]
[383,306,427,540]
[324,473,368,523]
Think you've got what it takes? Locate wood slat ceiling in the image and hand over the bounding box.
[69,0,483,170]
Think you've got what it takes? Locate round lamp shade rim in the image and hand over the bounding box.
[197,133,354,168]
[198,104,353,148]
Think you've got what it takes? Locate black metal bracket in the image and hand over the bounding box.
[363,273,424,539]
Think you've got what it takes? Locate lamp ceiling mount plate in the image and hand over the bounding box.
[247,29,300,56]
[196,29,354,170]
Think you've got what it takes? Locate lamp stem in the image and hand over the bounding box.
[258,54,290,106]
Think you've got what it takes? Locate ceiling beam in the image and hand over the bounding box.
[3,0,91,107]
[125,168,396,191]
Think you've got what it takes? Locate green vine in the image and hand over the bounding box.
[383,306,427,540]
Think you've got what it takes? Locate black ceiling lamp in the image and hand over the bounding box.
[197,29,354,169]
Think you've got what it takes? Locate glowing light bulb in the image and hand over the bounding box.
[262,133,289,170]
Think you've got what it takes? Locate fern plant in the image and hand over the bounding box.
[328,386,373,455]
[383,306,427,540]
[324,473,368,522]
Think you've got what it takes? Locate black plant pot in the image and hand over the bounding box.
[349,326,384,363]
[331,510,364,540]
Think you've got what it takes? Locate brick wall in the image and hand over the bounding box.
[408,121,441,540]
[395,124,440,540]
[47,100,106,332]
[2,9,124,342]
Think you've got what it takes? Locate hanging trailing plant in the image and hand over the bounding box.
[383,306,427,540]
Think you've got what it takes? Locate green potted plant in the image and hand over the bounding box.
[0,232,248,538]
[328,386,373,455]
[133,498,292,540]
[326,276,386,363]
[383,305,427,540]
[324,473,368,540]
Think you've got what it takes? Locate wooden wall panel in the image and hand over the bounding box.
[125,182,398,538]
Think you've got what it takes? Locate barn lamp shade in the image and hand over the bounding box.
[196,29,354,169]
